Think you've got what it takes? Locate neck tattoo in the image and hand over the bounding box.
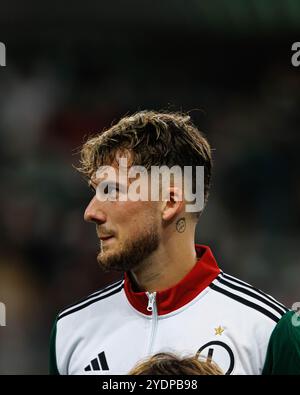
[176,218,186,233]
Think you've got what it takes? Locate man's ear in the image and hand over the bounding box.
[161,187,184,221]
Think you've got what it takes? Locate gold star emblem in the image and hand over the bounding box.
[215,325,224,335]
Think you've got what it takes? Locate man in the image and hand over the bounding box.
[50,111,300,375]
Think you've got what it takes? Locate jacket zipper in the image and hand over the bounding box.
[146,291,158,355]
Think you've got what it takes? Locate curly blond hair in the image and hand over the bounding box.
[129,352,223,375]
[77,110,212,207]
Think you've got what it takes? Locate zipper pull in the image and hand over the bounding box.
[146,292,156,312]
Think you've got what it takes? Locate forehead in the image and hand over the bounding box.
[90,162,147,186]
[92,150,135,181]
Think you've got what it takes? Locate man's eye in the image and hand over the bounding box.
[104,185,119,194]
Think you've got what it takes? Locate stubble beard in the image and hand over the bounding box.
[96,223,160,272]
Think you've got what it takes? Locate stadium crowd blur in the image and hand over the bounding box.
[1,2,300,374]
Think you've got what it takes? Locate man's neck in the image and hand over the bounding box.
[129,238,197,293]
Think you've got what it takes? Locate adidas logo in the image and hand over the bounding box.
[84,351,109,372]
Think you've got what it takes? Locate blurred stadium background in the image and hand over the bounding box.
[0,0,300,374]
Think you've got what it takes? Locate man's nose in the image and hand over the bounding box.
[84,196,107,224]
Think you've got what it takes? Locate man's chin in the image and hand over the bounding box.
[96,226,160,272]
[97,251,124,272]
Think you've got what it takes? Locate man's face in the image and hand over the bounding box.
[84,165,161,272]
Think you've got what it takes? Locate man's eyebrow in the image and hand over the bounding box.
[88,180,123,188]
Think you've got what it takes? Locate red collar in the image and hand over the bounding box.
[124,245,220,316]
